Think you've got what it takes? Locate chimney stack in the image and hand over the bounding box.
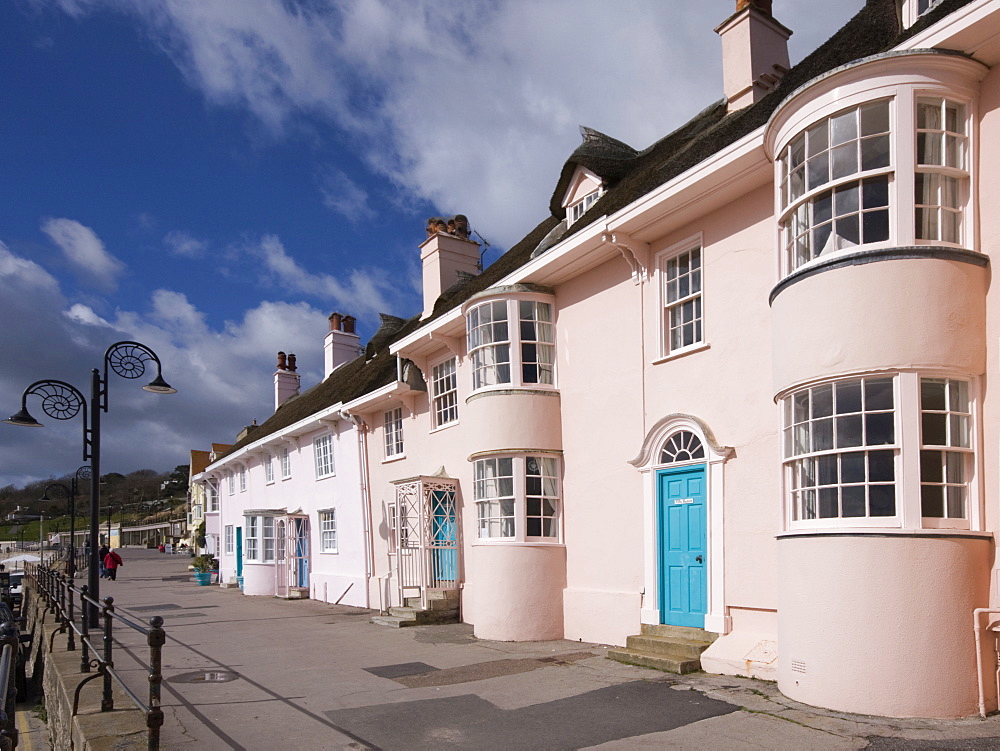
[716,0,791,112]
[274,350,300,410]
[420,214,480,319]
[325,312,362,378]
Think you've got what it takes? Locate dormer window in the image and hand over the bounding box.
[561,166,605,227]
[569,189,603,224]
[903,0,945,27]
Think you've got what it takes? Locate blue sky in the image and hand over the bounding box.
[0,0,864,487]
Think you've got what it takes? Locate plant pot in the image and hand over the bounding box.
[193,571,213,586]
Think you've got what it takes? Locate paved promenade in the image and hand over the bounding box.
[52,549,1000,750]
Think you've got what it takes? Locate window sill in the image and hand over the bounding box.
[653,342,709,365]
[466,387,559,404]
[319,550,339,555]
[430,421,459,435]
[281,476,292,482]
[471,540,565,547]
[382,455,406,464]
[777,528,991,540]
[315,473,337,481]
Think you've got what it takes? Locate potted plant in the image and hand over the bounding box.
[191,555,218,586]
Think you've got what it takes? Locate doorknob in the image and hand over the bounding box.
[695,555,703,563]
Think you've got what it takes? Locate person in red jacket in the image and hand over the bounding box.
[104,549,124,581]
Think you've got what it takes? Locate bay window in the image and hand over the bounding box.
[779,100,891,272]
[467,296,555,392]
[474,454,561,541]
[262,517,275,562]
[782,373,976,529]
[245,516,259,561]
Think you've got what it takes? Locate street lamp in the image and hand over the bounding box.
[40,465,91,581]
[5,341,174,623]
[105,504,116,546]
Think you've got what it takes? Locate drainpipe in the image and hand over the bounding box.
[341,410,373,609]
[973,608,1000,717]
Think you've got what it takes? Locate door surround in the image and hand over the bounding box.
[630,413,732,634]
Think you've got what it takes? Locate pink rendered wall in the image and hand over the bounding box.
[977,64,1000,549]
[777,533,992,717]
[643,185,780,613]
[242,562,276,596]
[463,390,563,451]
[772,257,988,395]
[467,544,566,641]
[555,257,646,644]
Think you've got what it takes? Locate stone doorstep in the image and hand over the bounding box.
[606,648,703,675]
[607,625,718,675]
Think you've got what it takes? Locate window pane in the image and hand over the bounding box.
[860,134,890,170]
[863,210,889,243]
[812,385,833,418]
[818,454,838,485]
[921,379,946,410]
[921,484,944,517]
[807,154,829,190]
[863,176,889,208]
[836,381,862,414]
[807,123,828,157]
[813,418,834,451]
[868,450,894,482]
[831,143,858,180]
[865,413,894,445]
[869,485,895,516]
[841,452,865,483]
[836,214,859,247]
[814,191,833,225]
[830,110,858,146]
[946,486,966,518]
[920,450,943,483]
[835,184,858,216]
[836,415,863,447]
[860,101,889,136]
[842,486,865,517]
[865,378,894,410]
[922,413,947,445]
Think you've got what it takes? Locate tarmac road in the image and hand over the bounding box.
[73,549,1000,750]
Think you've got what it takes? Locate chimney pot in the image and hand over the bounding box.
[343,315,356,334]
[329,312,343,332]
[737,0,771,14]
[276,351,287,371]
[287,354,297,372]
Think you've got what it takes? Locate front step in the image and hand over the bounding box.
[607,625,716,675]
[372,590,460,628]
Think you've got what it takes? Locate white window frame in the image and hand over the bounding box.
[919,377,973,528]
[904,0,944,27]
[238,464,247,493]
[206,484,218,513]
[657,237,705,359]
[280,447,292,479]
[473,454,561,543]
[384,407,404,459]
[314,434,335,479]
[319,510,338,553]
[263,453,274,484]
[224,525,234,555]
[262,516,275,562]
[431,357,459,429]
[781,371,978,531]
[227,470,234,496]
[568,187,604,225]
[915,96,968,246]
[244,516,260,562]
[466,296,555,394]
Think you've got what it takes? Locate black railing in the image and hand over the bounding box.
[0,623,18,751]
[27,563,164,751]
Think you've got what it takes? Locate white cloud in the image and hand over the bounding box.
[0,242,335,486]
[163,230,208,258]
[318,167,374,222]
[41,217,125,290]
[64,303,111,327]
[26,1,866,248]
[247,234,394,320]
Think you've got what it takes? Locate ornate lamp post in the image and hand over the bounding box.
[5,341,174,623]
[40,465,91,581]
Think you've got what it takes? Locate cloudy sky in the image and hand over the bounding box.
[1,0,865,487]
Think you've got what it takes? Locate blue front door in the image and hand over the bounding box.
[430,489,457,583]
[236,527,243,578]
[658,464,707,628]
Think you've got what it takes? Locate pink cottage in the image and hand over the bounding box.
[196,0,1000,719]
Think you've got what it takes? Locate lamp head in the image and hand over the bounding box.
[142,374,177,394]
[3,408,43,427]
[40,490,51,502]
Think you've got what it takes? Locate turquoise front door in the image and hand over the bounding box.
[235,527,243,578]
[430,488,457,583]
[658,464,707,628]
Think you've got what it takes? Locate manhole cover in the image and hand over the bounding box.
[169,670,239,684]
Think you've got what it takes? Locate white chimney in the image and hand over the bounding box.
[324,312,362,377]
[420,215,480,319]
[715,0,791,112]
[274,351,300,411]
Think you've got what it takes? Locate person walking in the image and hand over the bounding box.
[98,544,110,579]
[103,548,123,581]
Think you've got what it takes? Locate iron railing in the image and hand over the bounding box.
[27,563,164,751]
[0,623,18,750]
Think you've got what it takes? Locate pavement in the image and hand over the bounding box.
[27,549,1000,750]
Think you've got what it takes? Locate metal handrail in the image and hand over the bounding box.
[26,563,164,751]
[0,626,19,751]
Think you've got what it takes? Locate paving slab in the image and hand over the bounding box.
[37,549,1000,750]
